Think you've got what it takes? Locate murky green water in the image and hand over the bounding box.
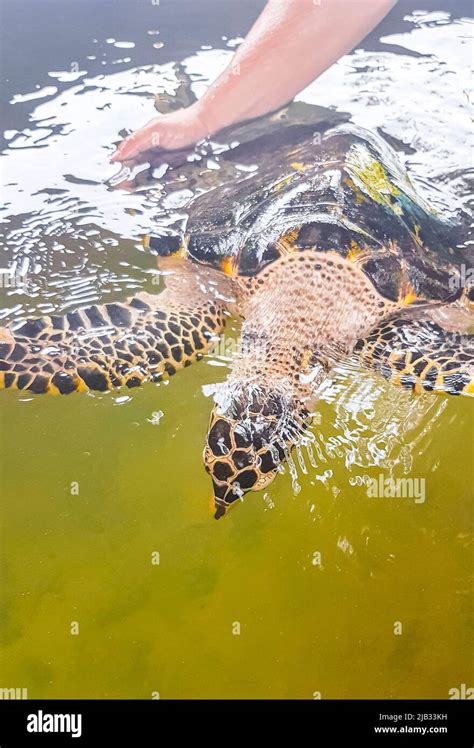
[0,1,472,699]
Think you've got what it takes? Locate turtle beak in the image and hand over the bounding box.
[210,480,229,520]
[214,503,226,520]
[213,495,241,520]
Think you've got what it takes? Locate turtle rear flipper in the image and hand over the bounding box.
[0,269,225,395]
[355,315,474,396]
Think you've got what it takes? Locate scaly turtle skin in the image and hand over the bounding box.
[1,111,472,519]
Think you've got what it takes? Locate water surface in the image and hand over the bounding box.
[0,0,472,698]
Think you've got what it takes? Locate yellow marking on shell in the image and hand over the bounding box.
[276,227,300,254]
[126,208,137,217]
[272,174,294,193]
[401,285,420,306]
[465,381,474,395]
[412,224,423,247]
[346,145,402,213]
[220,256,236,277]
[142,234,151,250]
[343,176,366,205]
[290,162,310,173]
[347,240,366,262]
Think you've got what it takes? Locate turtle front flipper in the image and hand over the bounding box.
[0,269,226,395]
[355,315,474,396]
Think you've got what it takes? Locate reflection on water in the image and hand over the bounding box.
[321,360,449,473]
[0,2,472,699]
[1,9,472,320]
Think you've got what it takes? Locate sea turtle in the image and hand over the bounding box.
[1,112,472,520]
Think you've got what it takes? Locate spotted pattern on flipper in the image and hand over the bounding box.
[355,317,474,396]
[0,289,225,395]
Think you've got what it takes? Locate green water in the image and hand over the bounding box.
[0,0,472,700]
[0,361,472,699]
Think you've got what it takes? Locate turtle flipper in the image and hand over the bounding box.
[355,315,474,396]
[0,276,225,395]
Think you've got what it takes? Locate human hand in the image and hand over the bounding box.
[110,104,209,164]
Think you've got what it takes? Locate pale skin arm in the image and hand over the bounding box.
[111,0,397,163]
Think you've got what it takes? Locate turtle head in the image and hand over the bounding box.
[203,385,308,519]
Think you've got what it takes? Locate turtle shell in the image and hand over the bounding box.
[151,110,469,304]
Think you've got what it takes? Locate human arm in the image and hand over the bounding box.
[111,0,396,163]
